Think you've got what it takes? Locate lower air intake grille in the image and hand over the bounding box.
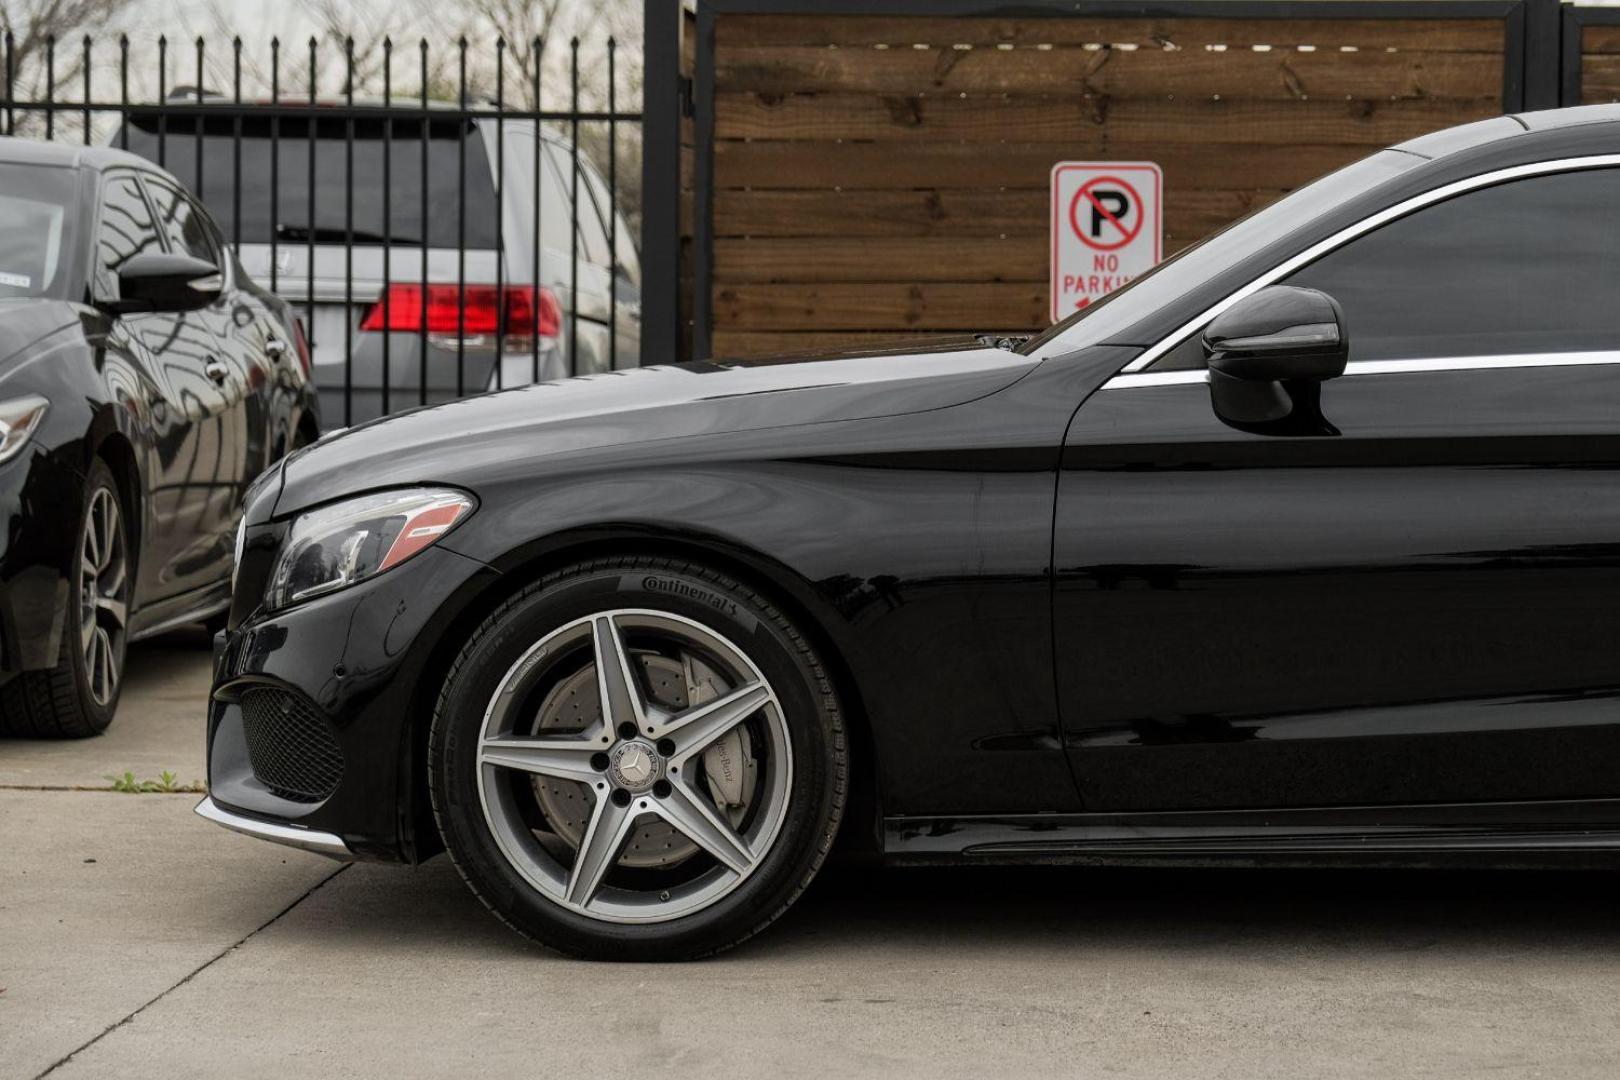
[239,688,344,803]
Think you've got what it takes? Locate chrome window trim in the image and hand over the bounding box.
[1116,154,1620,376]
[1103,351,1620,391]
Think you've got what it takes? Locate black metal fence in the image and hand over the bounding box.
[0,32,644,428]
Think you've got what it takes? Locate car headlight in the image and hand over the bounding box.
[231,514,247,591]
[266,488,474,610]
[0,395,49,464]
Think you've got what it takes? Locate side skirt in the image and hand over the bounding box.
[129,581,231,642]
[885,799,1620,866]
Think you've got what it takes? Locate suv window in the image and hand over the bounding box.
[545,143,612,267]
[1283,168,1620,362]
[95,174,164,300]
[580,157,637,284]
[117,115,502,250]
[143,176,220,267]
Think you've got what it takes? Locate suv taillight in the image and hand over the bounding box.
[359,284,561,340]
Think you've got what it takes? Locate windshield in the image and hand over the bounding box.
[1024,149,1423,358]
[0,163,76,300]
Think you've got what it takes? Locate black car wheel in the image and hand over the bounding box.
[0,459,129,737]
[430,557,847,960]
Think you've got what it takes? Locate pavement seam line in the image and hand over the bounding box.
[32,861,352,1080]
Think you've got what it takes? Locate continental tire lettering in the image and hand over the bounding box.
[627,575,758,633]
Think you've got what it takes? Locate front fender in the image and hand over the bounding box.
[431,367,1091,817]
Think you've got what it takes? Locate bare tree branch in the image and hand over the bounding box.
[0,0,126,136]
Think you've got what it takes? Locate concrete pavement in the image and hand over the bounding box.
[5,636,1620,1079]
[0,629,214,791]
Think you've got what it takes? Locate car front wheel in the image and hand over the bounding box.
[0,459,129,738]
[430,558,847,960]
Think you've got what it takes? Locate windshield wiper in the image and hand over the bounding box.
[275,223,423,246]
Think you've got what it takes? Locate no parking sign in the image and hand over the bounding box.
[1050,162,1162,322]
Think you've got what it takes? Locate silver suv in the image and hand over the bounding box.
[116,105,640,425]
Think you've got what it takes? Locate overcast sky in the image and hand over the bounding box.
[123,0,639,49]
[0,0,636,146]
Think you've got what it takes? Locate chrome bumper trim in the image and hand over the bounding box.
[194,795,352,860]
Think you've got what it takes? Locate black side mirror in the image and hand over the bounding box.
[105,252,222,315]
[1202,285,1347,432]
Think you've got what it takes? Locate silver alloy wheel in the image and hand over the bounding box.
[78,487,127,707]
[475,609,793,924]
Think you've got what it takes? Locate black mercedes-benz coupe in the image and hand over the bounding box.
[0,138,318,738]
[203,105,1620,960]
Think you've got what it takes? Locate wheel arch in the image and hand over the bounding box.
[89,428,142,574]
[403,526,883,863]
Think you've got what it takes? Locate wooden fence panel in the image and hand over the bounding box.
[707,13,1507,357]
[1580,25,1620,102]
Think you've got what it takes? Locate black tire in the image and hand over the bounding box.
[0,459,129,738]
[430,557,847,960]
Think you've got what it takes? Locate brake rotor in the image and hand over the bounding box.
[529,649,758,869]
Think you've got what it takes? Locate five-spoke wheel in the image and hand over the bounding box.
[0,458,130,737]
[432,560,846,960]
[79,485,128,708]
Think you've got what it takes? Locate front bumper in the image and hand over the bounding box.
[0,443,85,679]
[194,795,351,859]
[202,541,500,862]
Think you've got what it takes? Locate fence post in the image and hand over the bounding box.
[1522,0,1562,110]
[640,0,686,365]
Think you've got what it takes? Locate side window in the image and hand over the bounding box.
[143,176,220,268]
[1283,168,1620,362]
[531,139,572,251]
[580,157,638,284]
[95,175,164,300]
[544,143,612,267]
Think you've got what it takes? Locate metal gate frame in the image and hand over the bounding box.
[646,0,1564,362]
[1561,2,1620,106]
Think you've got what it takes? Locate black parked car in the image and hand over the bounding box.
[0,138,318,738]
[202,105,1620,960]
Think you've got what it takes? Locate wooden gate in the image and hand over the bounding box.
[674,0,1558,360]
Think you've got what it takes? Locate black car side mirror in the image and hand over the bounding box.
[1202,285,1347,431]
[105,252,222,315]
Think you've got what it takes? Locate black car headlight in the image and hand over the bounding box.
[0,395,49,464]
[266,488,474,610]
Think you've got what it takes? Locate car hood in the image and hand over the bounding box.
[276,338,1037,515]
[0,298,82,368]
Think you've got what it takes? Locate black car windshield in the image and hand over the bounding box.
[0,163,76,300]
[1023,149,1423,358]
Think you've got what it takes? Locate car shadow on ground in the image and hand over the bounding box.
[288,853,1620,963]
[123,624,216,673]
[781,860,1620,957]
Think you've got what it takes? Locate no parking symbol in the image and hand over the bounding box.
[1050,162,1162,321]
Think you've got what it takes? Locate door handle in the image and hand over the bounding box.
[204,358,229,384]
